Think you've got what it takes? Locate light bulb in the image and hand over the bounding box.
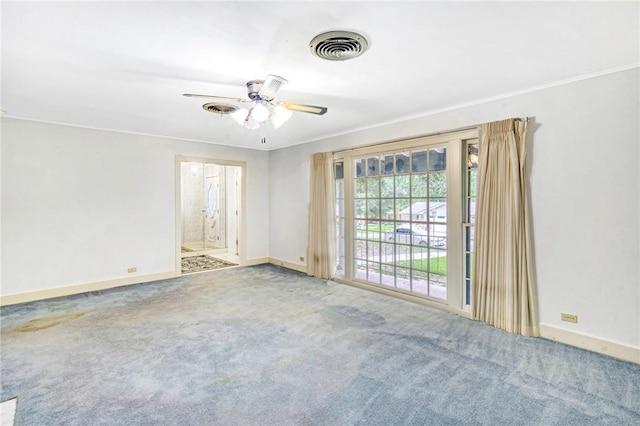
[250,101,270,123]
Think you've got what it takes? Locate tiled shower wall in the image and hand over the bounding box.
[181,162,204,245]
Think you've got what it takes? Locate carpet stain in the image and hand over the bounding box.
[272,354,306,370]
[46,302,78,312]
[14,312,86,332]
[210,375,235,386]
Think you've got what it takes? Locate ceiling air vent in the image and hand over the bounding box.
[310,30,369,61]
[202,103,238,115]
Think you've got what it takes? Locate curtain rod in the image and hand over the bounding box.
[332,117,531,155]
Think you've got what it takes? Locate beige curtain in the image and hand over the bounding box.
[307,152,336,279]
[472,118,539,337]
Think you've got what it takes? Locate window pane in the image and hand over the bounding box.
[380,176,394,198]
[430,274,447,300]
[431,235,446,249]
[396,267,411,283]
[334,161,344,179]
[366,177,380,198]
[409,199,428,223]
[411,150,427,173]
[395,175,410,197]
[366,223,378,241]
[468,144,478,169]
[355,158,366,177]
[429,147,446,171]
[468,169,477,197]
[429,199,447,223]
[396,153,410,174]
[381,154,395,175]
[395,199,410,221]
[380,242,395,264]
[466,226,475,251]
[380,199,394,220]
[355,178,366,198]
[429,172,446,197]
[367,157,380,176]
[467,197,476,223]
[366,261,379,283]
[380,263,395,287]
[367,199,380,219]
[395,244,410,262]
[355,199,366,218]
[411,174,427,197]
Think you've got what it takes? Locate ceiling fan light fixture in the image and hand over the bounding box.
[185,74,328,134]
[271,105,293,129]
[243,116,261,130]
[230,107,249,126]
[249,101,270,123]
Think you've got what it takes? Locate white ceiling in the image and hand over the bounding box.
[2,1,638,150]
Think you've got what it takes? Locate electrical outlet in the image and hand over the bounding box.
[127,267,137,273]
[561,313,578,323]
[299,256,304,262]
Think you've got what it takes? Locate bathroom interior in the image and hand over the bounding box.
[180,161,241,267]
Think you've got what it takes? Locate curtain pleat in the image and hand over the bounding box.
[307,152,336,279]
[472,118,539,337]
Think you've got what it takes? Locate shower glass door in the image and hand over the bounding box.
[181,162,226,253]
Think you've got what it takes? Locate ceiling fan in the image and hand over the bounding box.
[183,74,327,130]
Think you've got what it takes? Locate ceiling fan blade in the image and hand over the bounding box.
[280,102,328,115]
[182,93,249,103]
[258,75,288,101]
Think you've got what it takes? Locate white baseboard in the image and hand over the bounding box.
[245,257,270,266]
[540,324,640,364]
[0,271,176,306]
[0,259,296,305]
[268,257,308,274]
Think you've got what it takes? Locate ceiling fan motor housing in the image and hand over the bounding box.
[246,80,264,100]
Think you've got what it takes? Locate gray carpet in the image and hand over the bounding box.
[1,265,639,425]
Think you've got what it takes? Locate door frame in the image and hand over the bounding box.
[175,156,247,275]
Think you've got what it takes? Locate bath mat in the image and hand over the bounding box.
[181,255,237,274]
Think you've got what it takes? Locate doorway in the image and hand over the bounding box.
[176,157,245,274]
